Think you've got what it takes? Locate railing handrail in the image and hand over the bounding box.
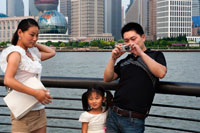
[0,75,200,97]
[0,75,200,132]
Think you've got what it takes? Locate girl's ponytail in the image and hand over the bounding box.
[104,90,113,111]
[82,91,90,111]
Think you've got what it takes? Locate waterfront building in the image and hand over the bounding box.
[187,36,200,47]
[7,0,24,17]
[157,0,192,39]
[60,0,71,35]
[71,0,104,38]
[125,0,149,39]
[82,33,114,42]
[192,0,200,16]
[0,16,37,42]
[104,0,122,40]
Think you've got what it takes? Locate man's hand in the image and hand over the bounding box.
[130,43,144,57]
[112,44,125,60]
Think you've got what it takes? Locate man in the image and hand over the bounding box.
[104,22,167,133]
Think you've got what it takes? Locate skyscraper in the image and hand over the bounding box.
[125,0,149,37]
[157,0,192,39]
[60,0,71,34]
[125,0,134,14]
[71,0,104,37]
[149,0,157,41]
[104,0,122,40]
[192,0,200,16]
[29,0,40,16]
[7,0,24,17]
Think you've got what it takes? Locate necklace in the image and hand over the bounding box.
[26,50,34,61]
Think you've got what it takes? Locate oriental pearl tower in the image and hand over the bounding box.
[34,0,58,12]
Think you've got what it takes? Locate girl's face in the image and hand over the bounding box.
[18,26,39,49]
[88,92,104,110]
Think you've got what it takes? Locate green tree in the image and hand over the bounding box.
[45,41,53,46]
[90,40,98,47]
[59,42,65,47]
[78,42,84,47]
[72,42,77,47]
[110,41,115,48]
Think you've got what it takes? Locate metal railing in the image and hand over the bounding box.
[0,75,200,133]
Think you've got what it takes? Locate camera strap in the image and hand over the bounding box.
[135,57,157,88]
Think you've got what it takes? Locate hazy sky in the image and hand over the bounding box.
[0,0,130,16]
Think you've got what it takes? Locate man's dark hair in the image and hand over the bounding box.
[121,22,144,39]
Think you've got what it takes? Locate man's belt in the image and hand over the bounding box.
[112,106,146,120]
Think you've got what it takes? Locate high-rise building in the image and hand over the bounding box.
[149,0,157,41]
[157,0,192,39]
[7,0,24,17]
[125,0,134,14]
[60,0,71,34]
[29,0,40,16]
[192,0,200,16]
[71,0,104,37]
[104,0,122,40]
[125,0,149,37]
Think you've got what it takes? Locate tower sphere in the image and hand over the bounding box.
[38,10,67,34]
[34,0,58,12]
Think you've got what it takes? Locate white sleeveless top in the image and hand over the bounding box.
[0,45,44,110]
[79,110,107,133]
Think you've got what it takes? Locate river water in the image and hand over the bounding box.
[0,51,200,133]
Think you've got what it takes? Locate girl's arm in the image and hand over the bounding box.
[82,122,89,133]
[34,43,56,61]
[4,52,52,104]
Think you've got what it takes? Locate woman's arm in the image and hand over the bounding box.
[34,43,56,61]
[81,122,89,133]
[4,52,52,104]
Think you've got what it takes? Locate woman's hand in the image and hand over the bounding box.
[33,89,52,105]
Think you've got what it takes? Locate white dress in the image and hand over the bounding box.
[0,45,44,110]
[79,110,107,133]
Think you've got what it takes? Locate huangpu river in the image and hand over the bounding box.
[0,51,200,133]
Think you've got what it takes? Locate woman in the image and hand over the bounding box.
[0,18,56,133]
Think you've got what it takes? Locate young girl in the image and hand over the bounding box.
[79,86,113,133]
[0,18,55,132]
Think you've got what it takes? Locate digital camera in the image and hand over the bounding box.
[121,45,131,52]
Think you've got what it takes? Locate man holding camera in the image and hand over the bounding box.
[104,22,167,133]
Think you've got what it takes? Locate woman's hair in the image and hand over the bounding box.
[82,86,113,112]
[11,18,39,46]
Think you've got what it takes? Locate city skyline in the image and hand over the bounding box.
[0,0,130,16]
